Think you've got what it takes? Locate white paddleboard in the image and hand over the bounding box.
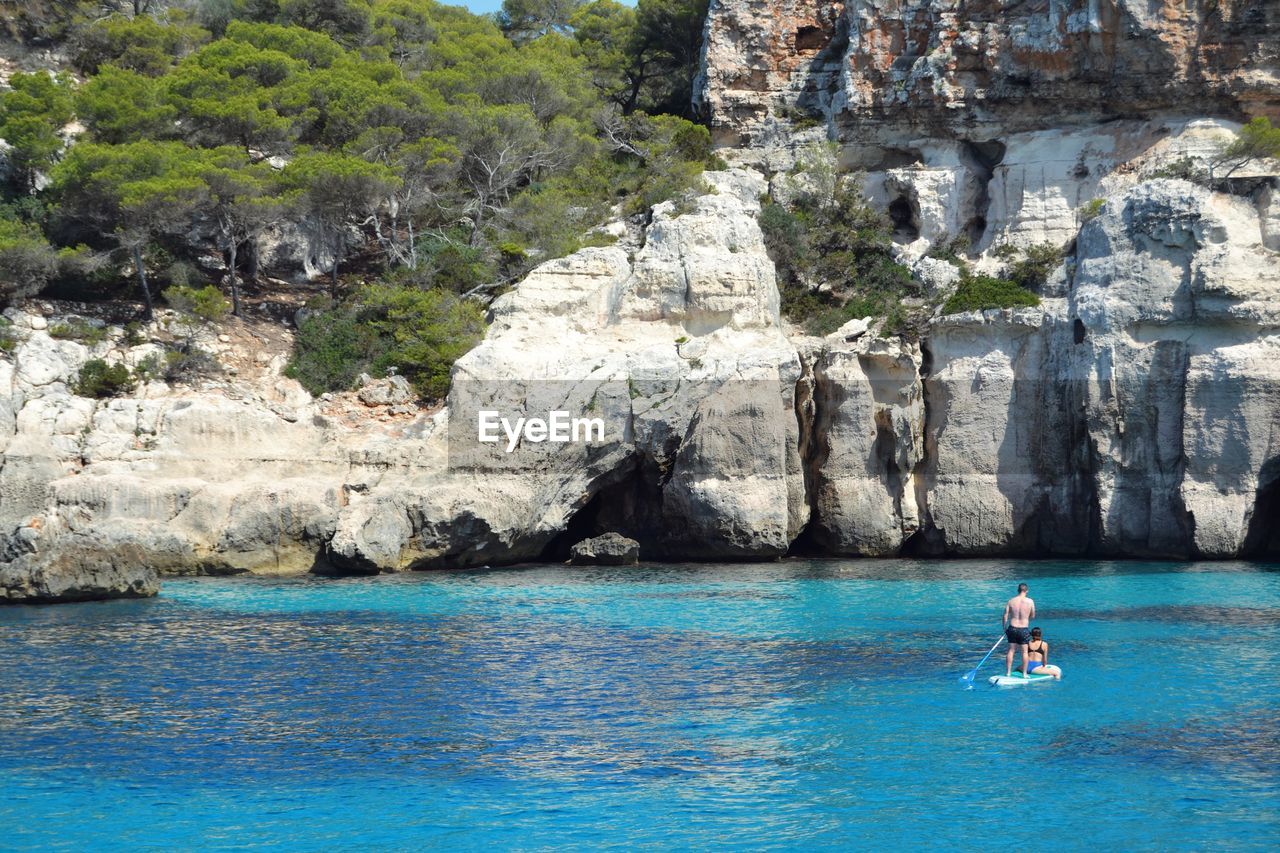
[988,671,1058,688]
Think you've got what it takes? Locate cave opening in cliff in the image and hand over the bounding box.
[888,195,920,243]
[541,488,609,562]
[539,464,667,561]
[795,26,826,52]
[961,140,1006,247]
[875,148,922,170]
[1243,459,1280,558]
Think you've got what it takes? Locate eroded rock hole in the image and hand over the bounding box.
[1073,318,1087,344]
[888,195,920,243]
[961,139,1005,248]
[540,463,669,561]
[795,26,826,51]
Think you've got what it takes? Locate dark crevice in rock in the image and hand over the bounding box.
[966,139,1007,172]
[874,147,923,170]
[540,487,612,562]
[901,337,945,556]
[872,409,903,520]
[1243,457,1280,558]
[888,194,920,243]
[961,139,1005,247]
[1155,342,1198,557]
[543,450,684,560]
[307,548,362,577]
[795,26,826,52]
[1067,364,1104,558]
[787,349,831,556]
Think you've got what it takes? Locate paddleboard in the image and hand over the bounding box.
[988,671,1058,688]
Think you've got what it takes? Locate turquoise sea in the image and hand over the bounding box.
[1,560,1278,850]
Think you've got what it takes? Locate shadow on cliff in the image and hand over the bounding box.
[1243,457,1280,558]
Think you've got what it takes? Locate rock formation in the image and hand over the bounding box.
[3,0,1280,601]
[696,0,1280,148]
[569,533,641,566]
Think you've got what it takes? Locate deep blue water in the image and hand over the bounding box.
[1,560,1278,850]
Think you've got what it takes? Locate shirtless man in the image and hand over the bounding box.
[1003,583,1036,678]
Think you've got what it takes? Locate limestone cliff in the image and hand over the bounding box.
[5,154,1279,603]
[696,0,1280,148]
[4,1,1280,602]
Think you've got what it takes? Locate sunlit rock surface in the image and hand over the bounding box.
[5,0,1280,601]
[697,0,1279,148]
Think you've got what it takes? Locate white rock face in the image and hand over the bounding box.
[920,305,1085,555]
[982,124,1145,251]
[800,333,925,555]
[332,169,811,568]
[6,157,1280,602]
[0,310,361,585]
[1070,179,1280,556]
[1258,183,1280,252]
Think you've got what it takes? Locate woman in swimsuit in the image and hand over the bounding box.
[1019,627,1062,678]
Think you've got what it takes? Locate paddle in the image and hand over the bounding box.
[960,634,1005,689]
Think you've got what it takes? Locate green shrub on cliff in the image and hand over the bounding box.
[286,283,486,401]
[134,341,222,384]
[50,318,108,345]
[1004,243,1063,291]
[941,271,1039,315]
[759,182,918,336]
[926,234,971,266]
[286,300,386,395]
[0,214,61,302]
[1147,157,1208,184]
[75,358,134,398]
[162,284,231,323]
[360,283,487,400]
[0,318,17,354]
[1212,117,1280,181]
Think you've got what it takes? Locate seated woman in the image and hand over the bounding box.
[1019,627,1062,678]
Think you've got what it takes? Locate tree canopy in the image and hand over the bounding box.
[1213,117,1280,180]
[1,0,716,395]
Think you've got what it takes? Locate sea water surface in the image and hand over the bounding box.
[1,560,1278,850]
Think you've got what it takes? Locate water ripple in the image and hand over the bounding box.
[1,563,1278,849]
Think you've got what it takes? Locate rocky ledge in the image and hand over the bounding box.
[0,537,159,604]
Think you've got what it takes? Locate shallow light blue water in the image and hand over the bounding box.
[1,560,1278,850]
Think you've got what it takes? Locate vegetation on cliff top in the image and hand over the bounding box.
[0,0,712,399]
[758,150,920,337]
[287,283,485,399]
[941,271,1040,315]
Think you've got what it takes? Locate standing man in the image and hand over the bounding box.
[1003,583,1036,678]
